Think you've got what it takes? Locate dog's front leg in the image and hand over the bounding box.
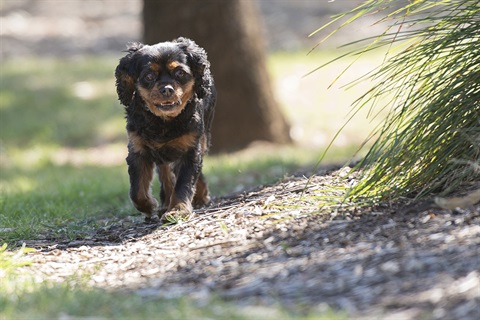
[126,150,158,218]
[160,150,201,222]
[157,164,175,215]
[193,172,210,208]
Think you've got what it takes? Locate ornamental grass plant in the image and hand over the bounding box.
[312,0,480,201]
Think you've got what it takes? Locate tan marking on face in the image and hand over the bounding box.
[167,61,181,71]
[167,61,185,71]
[137,79,195,120]
[149,63,161,73]
[169,78,195,116]
[137,85,153,102]
[167,61,192,75]
[137,86,168,119]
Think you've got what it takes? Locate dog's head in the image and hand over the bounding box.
[115,37,212,119]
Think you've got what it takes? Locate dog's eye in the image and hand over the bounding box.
[174,69,186,79]
[144,73,155,82]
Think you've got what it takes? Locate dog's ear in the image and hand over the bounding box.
[115,43,144,106]
[174,37,213,99]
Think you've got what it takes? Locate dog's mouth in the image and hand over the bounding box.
[155,100,181,110]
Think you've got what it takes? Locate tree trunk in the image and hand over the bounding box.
[143,0,291,152]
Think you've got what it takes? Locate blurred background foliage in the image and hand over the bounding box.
[4,0,474,216]
[1,0,386,202]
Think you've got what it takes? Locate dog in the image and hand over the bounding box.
[115,37,216,222]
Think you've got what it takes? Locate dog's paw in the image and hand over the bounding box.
[157,207,168,217]
[132,197,159,219]
[193,193,211,208]
[144,215,160,224]
[159,203,194,224]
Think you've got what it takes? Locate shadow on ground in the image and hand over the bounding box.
[23,168,480,319]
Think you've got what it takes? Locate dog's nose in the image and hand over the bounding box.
[160,85,174,97]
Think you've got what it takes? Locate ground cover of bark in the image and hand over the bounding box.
[23,168,480,319]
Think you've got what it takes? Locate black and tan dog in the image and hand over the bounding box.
[115,37,216,222]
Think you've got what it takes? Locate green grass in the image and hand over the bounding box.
[0,280,293,320]
[0,52,373,318]
[1,289,344,320]
[269,49,390,149]
[0,57,123,148]
[0,163,130,243]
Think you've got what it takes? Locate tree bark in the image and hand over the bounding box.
[143,0,291,152]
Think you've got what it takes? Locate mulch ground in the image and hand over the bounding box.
[23,167,480,319]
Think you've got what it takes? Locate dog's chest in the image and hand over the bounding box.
[126,102,202,161]
[129,121,198,163]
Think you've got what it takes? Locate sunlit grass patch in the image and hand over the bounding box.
[205,142,358,197]
[0,279,345,320]
[0,243,35,303]
[0,160,130,244]
[268,49,391,150]
[0,56,123,149]
[0,243,32,276]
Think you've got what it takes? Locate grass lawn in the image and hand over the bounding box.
[0,51,380,318]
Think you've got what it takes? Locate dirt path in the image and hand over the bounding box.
[24,168,480,319]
